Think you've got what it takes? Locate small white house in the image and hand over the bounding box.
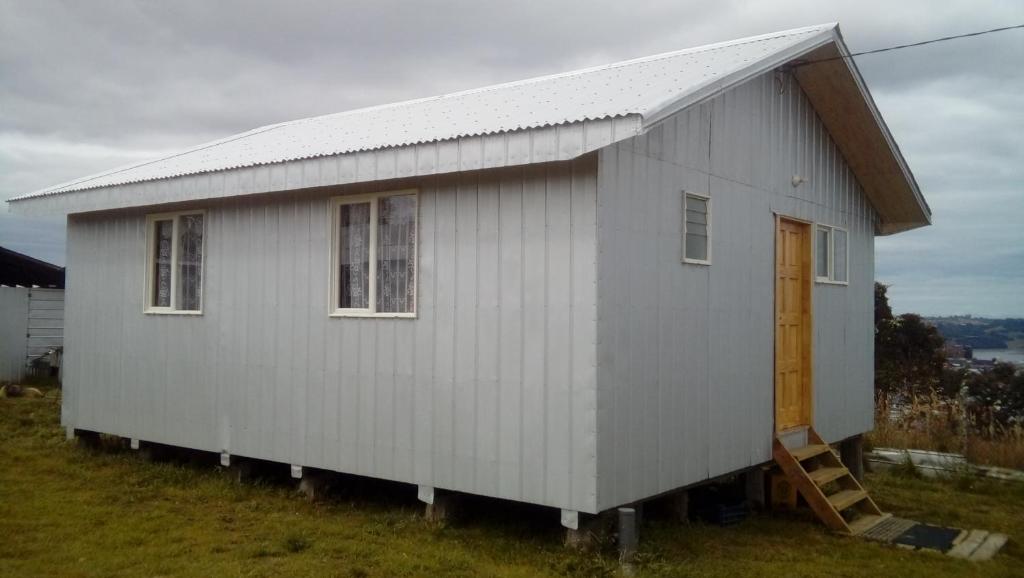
[8,24,930,526]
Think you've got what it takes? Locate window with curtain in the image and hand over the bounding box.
[816,224,848,284]
[683,192,710,264]
[146,211,204,312]
[152,219,173,307]
[332,190,417,316]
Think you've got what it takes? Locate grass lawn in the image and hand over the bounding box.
[2,393,1022,577]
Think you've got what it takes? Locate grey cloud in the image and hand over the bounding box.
[1,0,1022,314]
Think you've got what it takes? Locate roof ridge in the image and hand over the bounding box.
[281,23,838,126]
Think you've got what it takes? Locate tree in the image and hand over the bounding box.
[874,281,893,326]
[874,283,947,396]
[965,362,1024,431]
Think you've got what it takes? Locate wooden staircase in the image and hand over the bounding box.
[773,427,888,535]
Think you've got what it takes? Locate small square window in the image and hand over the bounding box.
[816,224,848,284]
[683,192,710,264]
[331,190,418,317]
[145,211,205,313]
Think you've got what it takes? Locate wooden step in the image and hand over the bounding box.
[848,513,891,536]
[773,427,885,534]
[790,444,831,462]
[828,489,867,511]
[808,466,848,486]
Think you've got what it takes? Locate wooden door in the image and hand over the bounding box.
[775,217,812,431]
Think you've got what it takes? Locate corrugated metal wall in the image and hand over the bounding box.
[0,286,64,382]
[0,287,30,382]
[63,157,599,513]
[27,288,64,360]
[594,71,876,510]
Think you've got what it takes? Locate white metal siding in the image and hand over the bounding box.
[0,287,63,382]
[27,288,64,359]
[62,157,599,513]
[594,71,877,510]
[0,287,30,382]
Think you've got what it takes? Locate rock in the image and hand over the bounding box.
[3,384,23,398]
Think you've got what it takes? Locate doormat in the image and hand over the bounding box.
[859,516,1008,561]
[893,523,961,551]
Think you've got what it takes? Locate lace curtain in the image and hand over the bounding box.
[177,214,204,311]
[153,219,173,307]
[337,195,416,312]
[339,203,371,308]
[376,195,416,313]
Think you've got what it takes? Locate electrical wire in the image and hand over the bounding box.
[791,23,1024,67]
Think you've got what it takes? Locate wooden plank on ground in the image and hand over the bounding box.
[968,533,1008,561]
[948,529,989,559]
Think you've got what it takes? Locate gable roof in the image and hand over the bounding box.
[8,23,929,233]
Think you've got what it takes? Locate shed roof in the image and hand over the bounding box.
[8,23,929,233]
[0,246,65,288]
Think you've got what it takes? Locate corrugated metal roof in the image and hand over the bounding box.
[15,23,837,200]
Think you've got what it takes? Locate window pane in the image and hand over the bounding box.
[833,229,848,282]
[685,233,707,261]
[684,194,709,261]
[686,196,707,215]
[177,214,204,311]
[339,202,371,309]
[152,220,173,307]
[376,194,416,313]
[816,227,830,278]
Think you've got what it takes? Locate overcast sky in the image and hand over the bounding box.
[1,1,1021,317]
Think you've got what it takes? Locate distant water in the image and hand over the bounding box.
[973,348,1024,366]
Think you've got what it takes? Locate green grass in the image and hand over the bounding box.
[1,394,1022,577]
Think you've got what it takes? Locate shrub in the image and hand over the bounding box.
[869,391,1024,470]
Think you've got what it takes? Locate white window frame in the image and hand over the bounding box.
[144,209,206,315]
[329,189,418,318]
[682,191,712,265]
[815,223,849,285]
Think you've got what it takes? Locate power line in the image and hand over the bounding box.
[791,23,1024,67]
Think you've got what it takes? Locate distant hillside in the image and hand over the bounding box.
[926,316,1024,350]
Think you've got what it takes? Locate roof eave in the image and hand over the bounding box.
[5,116,641,217]
[830,27,931,231]
[879,221,931,235]
[792,30,930,234]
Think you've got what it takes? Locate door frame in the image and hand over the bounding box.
[773,214,814,432]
